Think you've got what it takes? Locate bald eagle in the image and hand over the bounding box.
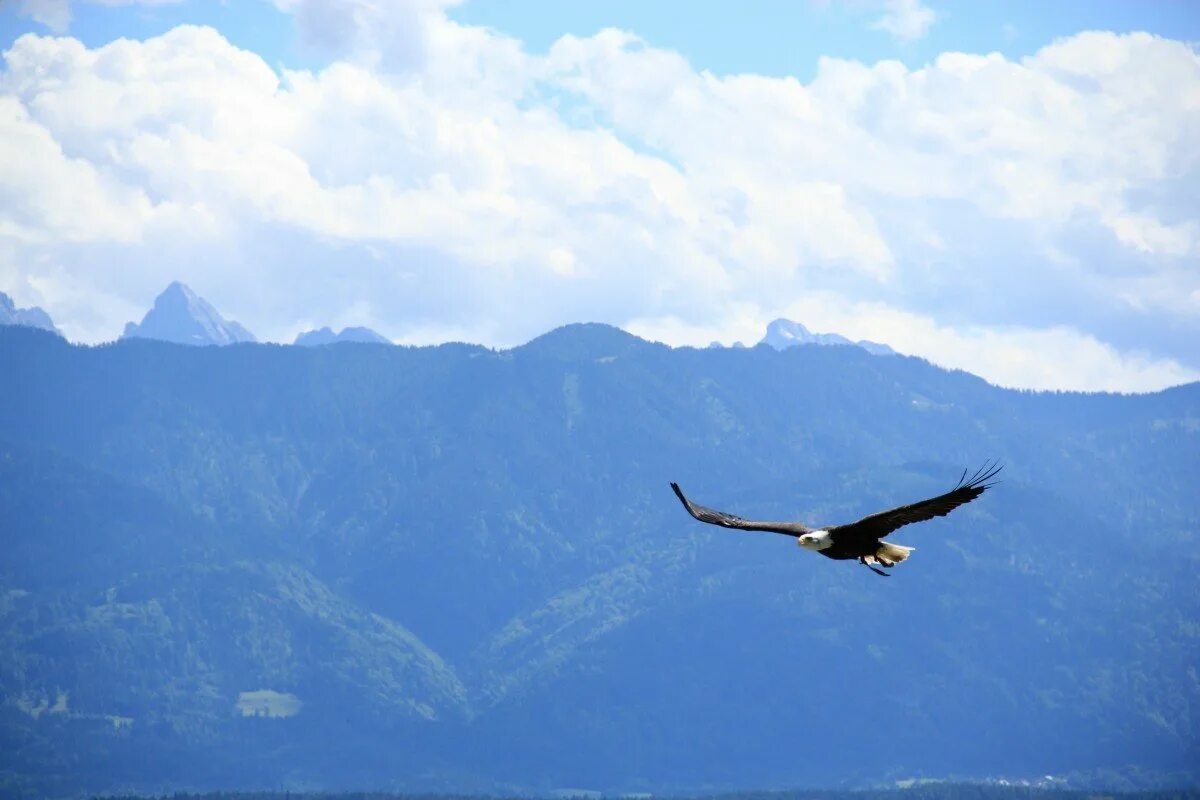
[670,463,1001,576]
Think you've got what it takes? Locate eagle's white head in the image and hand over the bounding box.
[797,530,833,551]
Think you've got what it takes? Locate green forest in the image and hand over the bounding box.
[1,324,1197,797]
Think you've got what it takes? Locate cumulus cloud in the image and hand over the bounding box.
[13,0,183,33]
[14,1,71,32]
[271,0,465,71]
[0,10,1197,392]
[872,0,936,43]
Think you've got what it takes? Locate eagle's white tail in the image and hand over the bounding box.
[869,542,914,568]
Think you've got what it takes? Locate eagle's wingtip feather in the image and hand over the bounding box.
[669,482,689,508]
[961,460,1003,492]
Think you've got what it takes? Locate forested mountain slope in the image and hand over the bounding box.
[0,325,1196,797]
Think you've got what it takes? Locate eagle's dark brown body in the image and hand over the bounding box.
[816,539,883,561]
[670,463,1000,576]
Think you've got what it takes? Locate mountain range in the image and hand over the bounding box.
[0,323,1196,798]
[760,318,896,355]
[0,291,59,335]
[118,282,393,348]
[294,326,391,346]
[3,282,902,358]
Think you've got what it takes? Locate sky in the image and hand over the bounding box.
[0,0,1198,392]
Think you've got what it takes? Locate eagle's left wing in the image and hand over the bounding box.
[832,462,1001,542]
[670,483,809,537]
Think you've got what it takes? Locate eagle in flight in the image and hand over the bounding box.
[670,462,1001,576]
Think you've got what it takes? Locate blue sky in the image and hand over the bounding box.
[4,1,1199,77]
[1,1,1198,391]
[456,1,1200,77]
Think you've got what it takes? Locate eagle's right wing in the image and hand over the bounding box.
[833,461,1001,543]
[670,483,808,537]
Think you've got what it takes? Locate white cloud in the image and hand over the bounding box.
[0,95,164,243]
[628,296,1200,393]
[14,0,71,32]
[872,0,936,43]
[13,0,183,33]
[272,0,465,71]
[0,14,1197,391]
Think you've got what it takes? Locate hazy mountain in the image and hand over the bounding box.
[0,323,1196,798]
[121,281,256,346]
[761,318,896,355]
[0,291,60,335]
[294,326,391,346]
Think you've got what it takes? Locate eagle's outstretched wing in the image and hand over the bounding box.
[832,462,1001,542]
[670,483,809,537]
